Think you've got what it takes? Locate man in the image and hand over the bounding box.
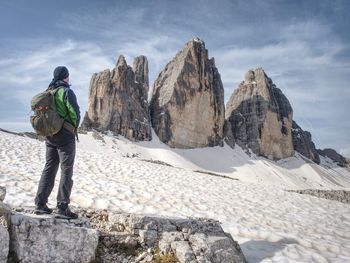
[34,66,80,219]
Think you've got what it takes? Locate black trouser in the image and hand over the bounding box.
[35,138,76,209]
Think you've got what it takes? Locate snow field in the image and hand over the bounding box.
[1,131,350,262]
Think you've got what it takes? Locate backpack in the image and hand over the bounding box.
[30,88,65,136]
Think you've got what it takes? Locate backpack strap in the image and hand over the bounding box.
[63,121,79,142]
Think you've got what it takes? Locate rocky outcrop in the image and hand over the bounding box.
[225,68,294,160]
[8,213,99,263]
[4,207,246,263]
[291,121,320,163]
[81,210,246,263]
[0,186,9,263]
[81,55,152,141]
[317,148,349,167]
[0,224,8,263]
[150,38,225,148]
[288,189,350,204]
[0,186,10,216]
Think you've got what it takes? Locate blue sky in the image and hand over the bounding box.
[0,0,349,156]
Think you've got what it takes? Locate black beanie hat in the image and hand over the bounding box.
[53,66,69,80]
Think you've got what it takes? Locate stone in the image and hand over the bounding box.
[171,241,196,262]
[317,148,349,167]
[225,68,294,160]
[107,213,246,263]
[150,37,225,148]
[159,231,184,254]
[82,55,152,141]
[291,121,320,163]
[8,213,99,263]
[0,187,10,216]
[0,202,11,216]
[0,186,5,202]
[139,229,158,247]
[0,225,9,263]
[135,251,148,262]
[190,233,246,263]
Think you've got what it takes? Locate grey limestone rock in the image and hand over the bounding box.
[106,213,246,263]
[5,208,246,263]
[82,55,152,141]
[289,189,350,204]
[0,224,9,263]
[8,212,99,263]
[150,38,225,148]
[291,121,320,163]
[317,148,349,167]
[0,187,10,217]
[0,202,11,216]
[0,186,5,202]
[225,68,294,160]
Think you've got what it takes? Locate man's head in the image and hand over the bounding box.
[53,66,69,83]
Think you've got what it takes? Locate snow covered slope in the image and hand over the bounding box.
[79,130,350,189]
[1,130,350,262]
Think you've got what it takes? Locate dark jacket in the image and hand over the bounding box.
[47,80,80,146]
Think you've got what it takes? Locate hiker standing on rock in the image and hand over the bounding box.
[33,66,80,219]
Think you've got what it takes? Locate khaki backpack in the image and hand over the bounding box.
[30,88,64,136]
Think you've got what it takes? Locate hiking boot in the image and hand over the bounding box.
[34,204,53,215]
[56,206,78,220]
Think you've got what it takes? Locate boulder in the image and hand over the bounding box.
[81,55,152,141]
[0,224,9,263]
[0,202,11,216]
[317,148,349,167]
[291,121,320,163]
[8,213,99,263]
[225,68,294,160]
[106,213,246,263]
[0,186,10,216]
[150,37,225,148]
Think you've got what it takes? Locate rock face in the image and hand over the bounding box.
[150,38,225,148]
[225,68,294,160]
[317,148,349,167]
[291,121,320,163]
[83,210,246,263]
[8,213,99,263]
[81,55,152,141]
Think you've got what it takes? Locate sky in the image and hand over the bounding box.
[0,0,349,157]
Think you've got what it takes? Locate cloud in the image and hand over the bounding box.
[0,39,114,129]
[340,147,350,159]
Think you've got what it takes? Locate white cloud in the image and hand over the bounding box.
[340,148,350,159]
[0,39,113,99]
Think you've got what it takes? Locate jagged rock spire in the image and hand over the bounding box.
[150,38,225,148]
[81,55,151,141]
[225,68,294,160]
